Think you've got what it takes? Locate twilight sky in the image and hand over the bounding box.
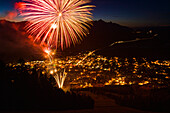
[0,0,170,27]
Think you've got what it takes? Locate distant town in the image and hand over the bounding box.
[7,51,170,90]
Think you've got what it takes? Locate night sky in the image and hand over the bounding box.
[0,0,170,27]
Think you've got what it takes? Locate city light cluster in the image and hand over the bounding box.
[7,52,170,89]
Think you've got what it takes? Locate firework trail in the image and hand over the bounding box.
[43,48,67,89]
[54,69,67,88]
[17,0,95,49]
[76,50,96,65]
[43,47,53,62]
[16,0,94,89]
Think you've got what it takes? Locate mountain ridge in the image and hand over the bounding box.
[0,19,170,62]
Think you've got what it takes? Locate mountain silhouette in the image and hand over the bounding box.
[0,19,170,62]
[64,19,135,52]
[0,20,44,63]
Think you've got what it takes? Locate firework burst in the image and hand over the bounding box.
[16,0,95,49]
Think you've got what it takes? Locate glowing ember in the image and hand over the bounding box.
[44,48,51,54]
